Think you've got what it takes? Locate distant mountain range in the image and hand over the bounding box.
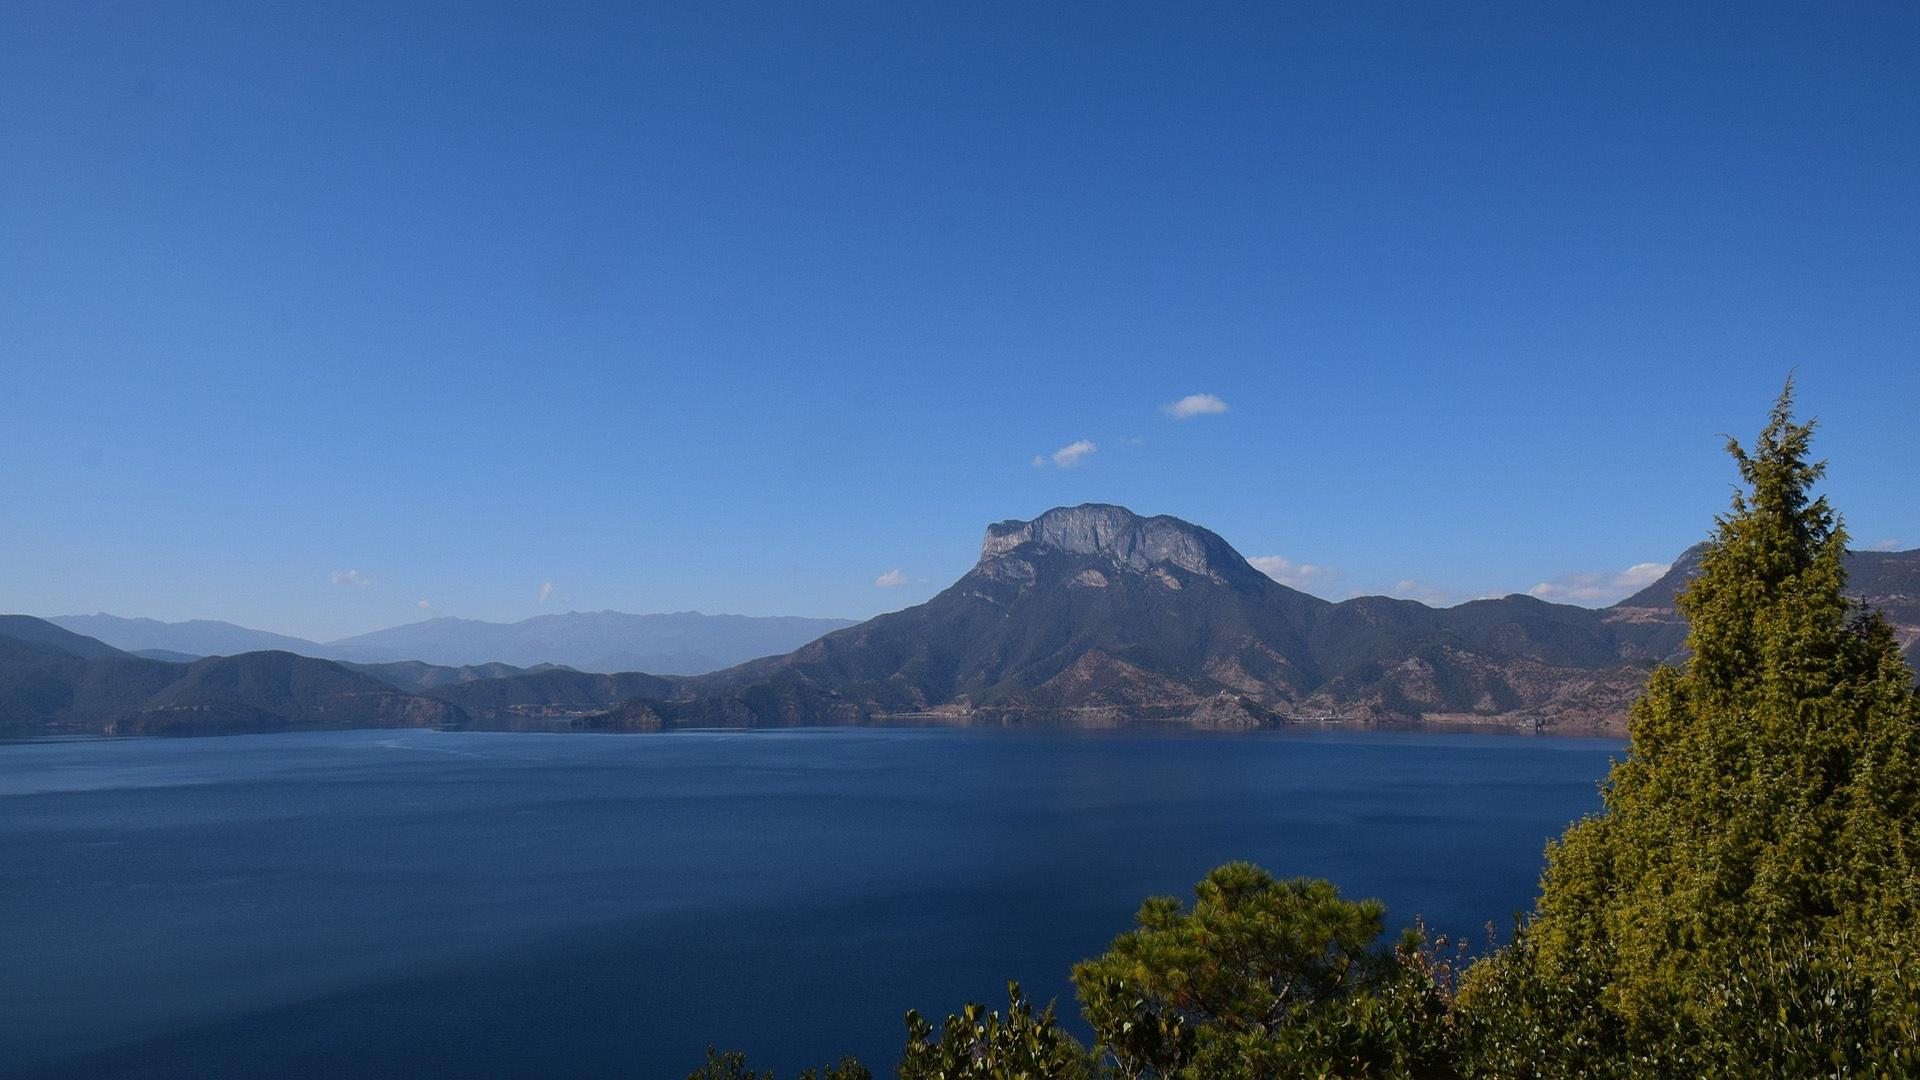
[46,616,326,659]
[5,504,1913,737]
[47,610,857,674]
[0,616,461,738]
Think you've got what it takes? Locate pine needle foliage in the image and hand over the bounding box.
[1459,382,1920,1074]
[1072,862,1454,1078]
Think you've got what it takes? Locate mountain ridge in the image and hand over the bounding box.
[10,506,1913,737]
[0,618,465,736]
[595,508,1911,734]
[589,505,1693,733]
[49,609,857,674]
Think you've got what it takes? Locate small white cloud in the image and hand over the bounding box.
[1033,439,1098,468]
[538,581,555,603]
[417,599,432,610]
[874,569,909,588]
[1389,580,1462,607]
[331,569,373,588]
[1527,561,1671,606]
[1867,538,1902,552]
[1162,393,1229,420]
[1249,555,1339,592]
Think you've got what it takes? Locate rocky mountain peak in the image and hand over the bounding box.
[978,504,1242,579]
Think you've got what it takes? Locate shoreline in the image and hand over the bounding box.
[0,714,1629,745]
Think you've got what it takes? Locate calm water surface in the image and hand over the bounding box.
[0,727,1620,1078]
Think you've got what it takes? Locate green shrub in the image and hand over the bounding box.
[898,982,1097,1080]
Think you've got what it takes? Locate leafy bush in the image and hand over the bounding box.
[898,982,1097,1080]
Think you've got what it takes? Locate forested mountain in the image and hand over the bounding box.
[0,614,132,659]
[0,617,463,736]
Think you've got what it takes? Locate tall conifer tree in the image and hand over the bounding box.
[1468,383,1920,1072]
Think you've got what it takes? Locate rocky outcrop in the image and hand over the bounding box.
[979,504,1257,585]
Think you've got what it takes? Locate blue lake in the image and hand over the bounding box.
[0,727,1620,1078]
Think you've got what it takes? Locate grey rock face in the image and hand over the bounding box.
[979,504,1232,578]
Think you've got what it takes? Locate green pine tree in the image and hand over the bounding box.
[1072,862,1454,1079]
[1458,382,1920,1075]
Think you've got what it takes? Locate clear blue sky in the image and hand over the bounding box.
[3,2,1916,640]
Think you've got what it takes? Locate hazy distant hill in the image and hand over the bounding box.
[49,615,332,659]
[344,659,540,691]
[51,610,857,674]
[0,616,464,736]
[131,648,204,663]
[0,614,131,659]
[325,611,858,673]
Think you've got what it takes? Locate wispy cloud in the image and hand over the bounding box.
[874,569,908,588]
[538,581,555,603]
[1867,538,1903,552]
[1162,393,1229,420]
[1249,555,1339,593]
[1527,562,1670,606]
[1033,439,1098,468]
[330,569,373,588]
